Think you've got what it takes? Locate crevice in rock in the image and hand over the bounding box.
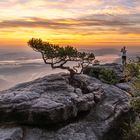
[68,76,90,94]
[18,110,90,131]
[0,110,91,132]
[22,127,26,140]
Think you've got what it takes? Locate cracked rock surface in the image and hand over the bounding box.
[0,73,131,140]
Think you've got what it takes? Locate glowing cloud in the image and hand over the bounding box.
[0,0,140,47]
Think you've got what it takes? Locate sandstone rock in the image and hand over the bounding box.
[116,83,132,93]
[0,73,131,140]
[0,127,23,140]
[0,73,102,125]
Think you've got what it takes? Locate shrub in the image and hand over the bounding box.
[133,78,140,97]
[130,97,140,113]
[123,76,140,140]
[123,119,140,140]
[122,97,140,140]
[125,63,140,77]
[88,68,119,84]
[124,58,140,82]
[88,67,101,78]
[98,68,119,84]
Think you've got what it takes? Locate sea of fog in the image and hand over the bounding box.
[0,47,139,91]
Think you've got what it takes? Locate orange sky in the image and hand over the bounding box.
[0,0,140,48]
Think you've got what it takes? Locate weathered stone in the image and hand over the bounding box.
[0,73,102,125]
[116,83,132,93]
[0,71,131,140]
[0,127,23,140]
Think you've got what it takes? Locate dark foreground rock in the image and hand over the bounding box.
[0,72,131,140]
[0,127,23,140]
[0,73,103,125]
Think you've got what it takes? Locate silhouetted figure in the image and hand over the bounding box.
[121,46,127,65]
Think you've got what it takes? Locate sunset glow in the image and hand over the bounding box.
[0,0,140,48]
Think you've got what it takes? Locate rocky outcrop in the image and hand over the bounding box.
[0,73,103,126]
[0,72,131,140]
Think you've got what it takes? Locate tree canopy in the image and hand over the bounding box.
[28,38,95,78]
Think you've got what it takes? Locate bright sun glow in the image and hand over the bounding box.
[0,0,140,48]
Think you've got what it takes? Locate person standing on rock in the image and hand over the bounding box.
[121,46,127,66]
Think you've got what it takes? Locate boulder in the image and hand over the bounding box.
[0,73,131,140]
[0,73,103,125]
[0,127,23,140]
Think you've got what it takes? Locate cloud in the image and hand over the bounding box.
[1,0,140,19]
[0,13,140,35]
[0,0,140,47]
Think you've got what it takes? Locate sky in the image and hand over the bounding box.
[0,0,140,48]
